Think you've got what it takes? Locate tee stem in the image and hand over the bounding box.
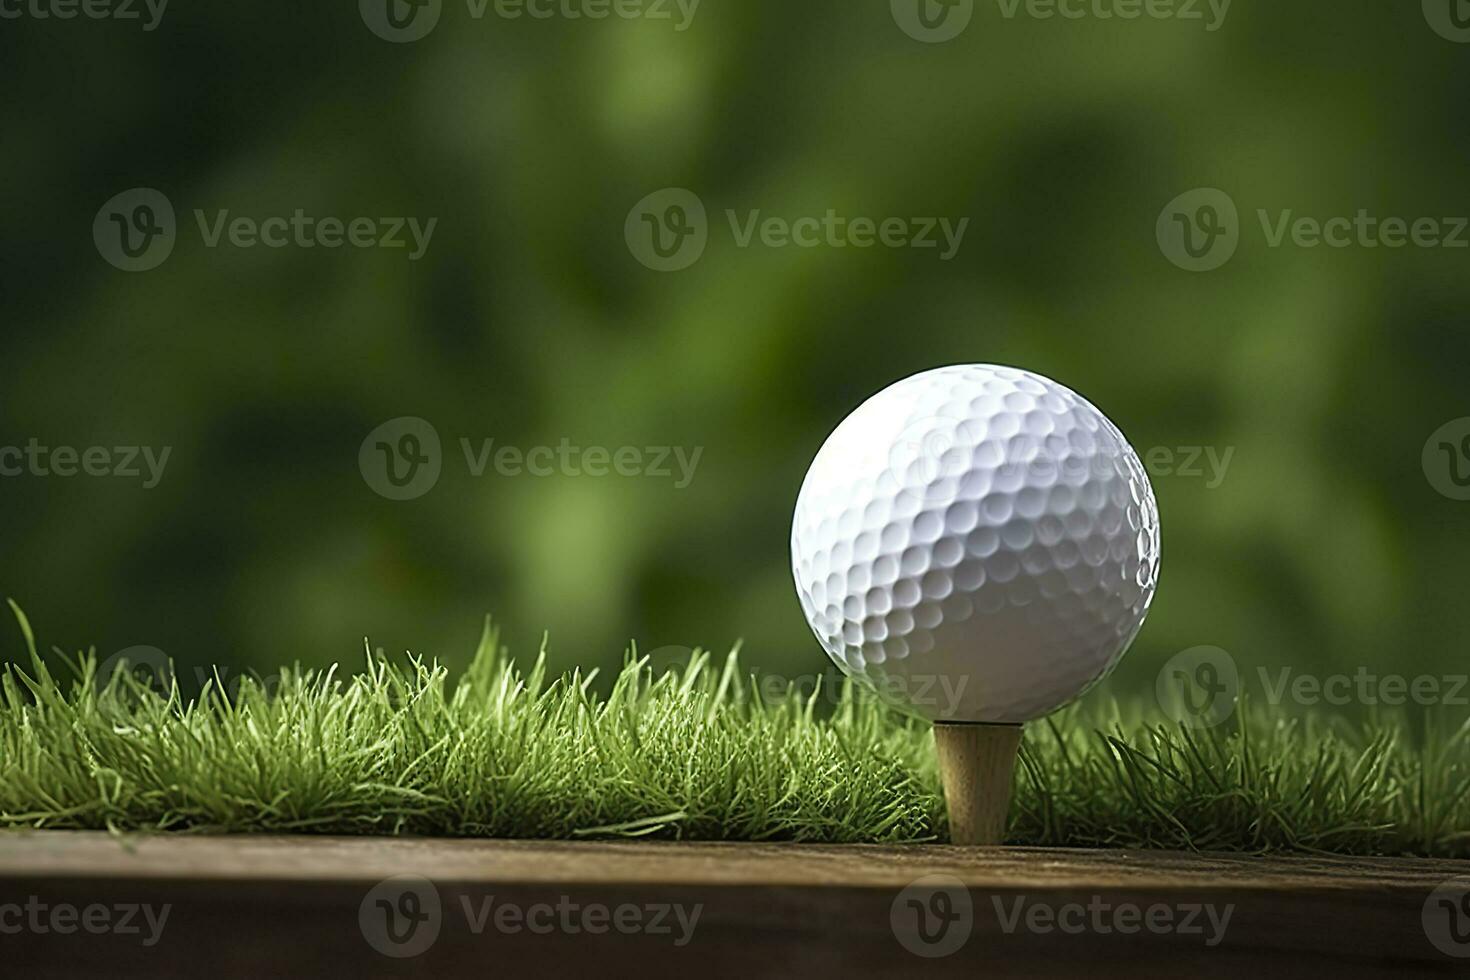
[933,722,1023,846]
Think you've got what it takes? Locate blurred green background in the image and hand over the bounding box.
[2,2,1468,709]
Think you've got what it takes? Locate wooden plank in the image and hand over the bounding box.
[0,830,1458,890]
[0,832,1465,978]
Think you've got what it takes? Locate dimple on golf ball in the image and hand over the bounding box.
[790,365,1161,723]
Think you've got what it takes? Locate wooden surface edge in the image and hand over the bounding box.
[0,830,1461,891]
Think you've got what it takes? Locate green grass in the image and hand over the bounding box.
[2,602,1467,857]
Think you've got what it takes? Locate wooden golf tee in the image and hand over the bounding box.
[933,722,1023,846]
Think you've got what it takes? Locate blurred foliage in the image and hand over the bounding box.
[2,3,1468,711]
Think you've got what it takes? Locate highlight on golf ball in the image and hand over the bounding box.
[791,364,1161,724]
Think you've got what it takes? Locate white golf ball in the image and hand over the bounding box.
[791,365,1160,723]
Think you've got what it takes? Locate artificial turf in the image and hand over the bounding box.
[2,602,1466,857]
